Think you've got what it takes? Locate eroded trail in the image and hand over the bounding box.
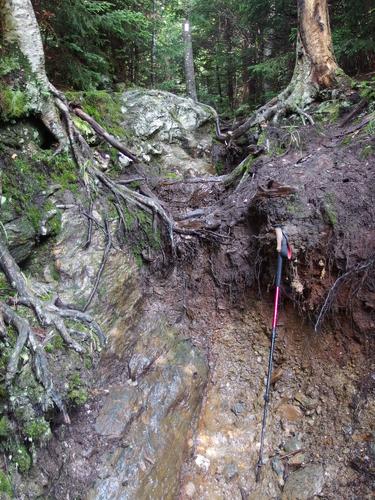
[179,301,373,499]
[24,102,374,499]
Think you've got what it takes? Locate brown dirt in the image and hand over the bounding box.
[22,111,375,498]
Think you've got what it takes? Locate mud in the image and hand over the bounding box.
[19,111,375,498]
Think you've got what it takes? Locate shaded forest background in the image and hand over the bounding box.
[31,0,375,114]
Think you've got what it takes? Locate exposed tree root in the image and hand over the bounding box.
[83,219,112,312]
[0,235,106,421]
[0,302,70,423]
[314,258,375,332]
[71,107,138,162]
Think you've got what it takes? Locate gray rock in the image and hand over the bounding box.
[231,401,247,416]
[272,455,285,486]
[89,317,208,500]
[121,90,211,140]
[223,462,239,482]
[120,90,215,176]
[283,436,303,454]
[282,464,325,500]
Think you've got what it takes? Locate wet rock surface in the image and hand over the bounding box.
[12,102,375,499]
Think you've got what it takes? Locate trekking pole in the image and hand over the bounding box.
[255,226,292,483]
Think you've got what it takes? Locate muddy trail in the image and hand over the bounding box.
[21,115,374,500]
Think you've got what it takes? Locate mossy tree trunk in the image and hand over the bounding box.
[0,0,66,143]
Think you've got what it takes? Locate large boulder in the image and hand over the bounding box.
[120,90,215,177]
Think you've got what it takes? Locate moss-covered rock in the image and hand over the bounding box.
[0,140,79,263]
[0,470,12,497]
[23,417,51,443]
[13,445,31,473]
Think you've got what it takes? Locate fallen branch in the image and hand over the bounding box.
[72,107,138,162]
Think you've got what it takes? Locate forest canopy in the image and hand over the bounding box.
[32,0,375,112]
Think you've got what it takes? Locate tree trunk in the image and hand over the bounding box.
[0,0,66,142]
[183,16,197,102]
[291,0,341,95]
[150,0,157,87]
[230,0,348,140]
[224,16,234,110]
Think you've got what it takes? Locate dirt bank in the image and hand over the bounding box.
[12,106,375,499]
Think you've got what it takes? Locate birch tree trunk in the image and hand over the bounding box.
[0,0,66,142]
[183,16,197,102]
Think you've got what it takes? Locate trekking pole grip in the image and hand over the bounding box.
[275,227,283,253]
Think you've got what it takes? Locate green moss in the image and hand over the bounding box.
[315,101,340,123]
[0,471,12,496]
[37,151,79,192]
[23,417,51,442]
[44,334,64,353]
[47,211,62,236]
[341,135,352,145]
[84,356,93,370]
[0,416,11,437]
[365,119,375,136]
[0,55,20,77]
[0,86,30,121]
[0,273,14,300]
[120,206,161,266]
[357,77,375,102]
[26,206,42,232]
[66,91,127,139]
[215,161,224,175]
[68,388,88,406]
[13,445,31,473]
[361,144,374,159]
[68,373,88,406]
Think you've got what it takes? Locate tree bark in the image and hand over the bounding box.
[229,0,347,140]
[224,16,234,110]
[183,16,197,102]
[150,0,157,87]
[1,0,66,143]
[292,0,340,91]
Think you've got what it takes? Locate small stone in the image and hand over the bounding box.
[283,436,303,454]
[272,456,285,486]
[185,482,196,497]
[278,404,303,422]
[282,464,324,500]
[223,462,239,482]
[231,401,246,416]
[288,453,305,466]
[195,454,210,471]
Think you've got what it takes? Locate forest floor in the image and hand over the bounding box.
[16,105,375,499]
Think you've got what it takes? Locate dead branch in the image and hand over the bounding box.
[339,99,368,127]
[333,112,374,138]
[72,107,138,162]
[83,200,94,249]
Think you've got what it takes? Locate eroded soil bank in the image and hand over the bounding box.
[6,93,374,499]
